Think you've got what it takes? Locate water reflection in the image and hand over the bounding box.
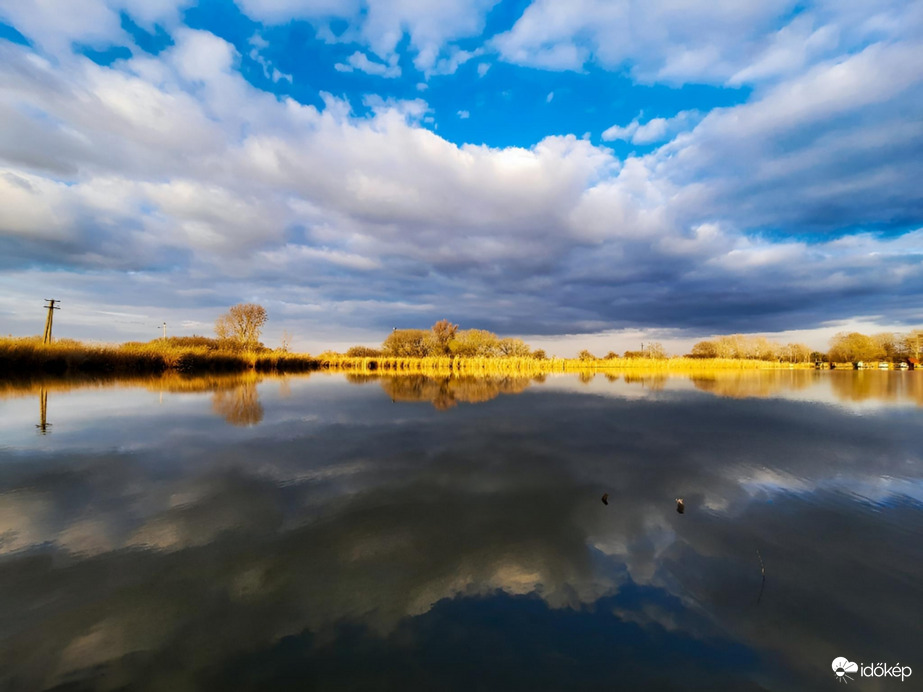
[211,379,264,426]
[690,370,816,399]
[829,369,923,404]
[2,369,921,412]
[346,369,923,408]
[374,374,534,409]
[622,372,668,390]
[0,372,920,690]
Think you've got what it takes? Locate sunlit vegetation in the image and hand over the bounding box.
[827,330,922,364]
[0,335,315,377]
[214,303,268,351]
[688,334,814,362]
[375,321,534,359]
[5,307,919,379]
[688,329,922,365]
[315,353,815,375]
[346,345,383,357]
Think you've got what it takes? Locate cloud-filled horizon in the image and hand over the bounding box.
[0,0,921,355]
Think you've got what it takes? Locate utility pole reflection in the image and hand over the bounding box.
[36,387,51,434]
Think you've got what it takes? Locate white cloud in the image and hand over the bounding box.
[234,0,359,23]
[427,47,481,77]
[0,0,190,56]
[493,0,923,86]
[602,111,700,144]
[0,6,921,343]
[546,91,554,103]
[334,50,401,78]
[727,16,840,85]
[237,0,498,76]
[457,110,470,119]
[249,34,294,83]
[493,0,797,81]
[601,121,638,142]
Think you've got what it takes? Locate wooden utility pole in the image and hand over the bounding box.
[42,299,60,344]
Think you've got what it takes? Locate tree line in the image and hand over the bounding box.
[825,330,922,363]
[688,330,922,363]
[687,335,815,362]
[201,303,921,365]
[346,320,546,359]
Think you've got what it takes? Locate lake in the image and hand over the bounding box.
[1,370,921,690]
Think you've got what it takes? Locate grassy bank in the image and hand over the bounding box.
[0,337,319,377]
[1,337,817,378]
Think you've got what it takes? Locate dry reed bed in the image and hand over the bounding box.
[1,337,814,380]
[0,337,317,377]
[315,354,814,374]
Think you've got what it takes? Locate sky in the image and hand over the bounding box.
[0,0,921,356]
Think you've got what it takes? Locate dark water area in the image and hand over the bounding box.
[1,370,921,690]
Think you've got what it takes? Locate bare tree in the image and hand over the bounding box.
[646,341,667,359]
[828,332,882,362]
[382,329,430,357]
[279,330,292,353]
[497,337,531,357]
[447,329,500,357]
[431,319,459,355]
[215,303,267,350]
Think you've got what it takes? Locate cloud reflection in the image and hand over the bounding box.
[0,372,920,689]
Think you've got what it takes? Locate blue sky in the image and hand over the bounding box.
[0,0,921,354]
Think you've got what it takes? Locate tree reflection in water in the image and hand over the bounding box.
[341,369,923,407]
[364,375,535,410]
[212,379,264,426]
[829,369,923,405]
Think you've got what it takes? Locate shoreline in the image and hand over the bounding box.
[1,337,827,378]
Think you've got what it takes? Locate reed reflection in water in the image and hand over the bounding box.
[340,369,923,409]
[2,370,921,420]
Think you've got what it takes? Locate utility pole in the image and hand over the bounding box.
[42,299,60,344]
[162,322,167,340]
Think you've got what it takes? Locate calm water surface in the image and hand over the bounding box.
[1,370,921,690]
